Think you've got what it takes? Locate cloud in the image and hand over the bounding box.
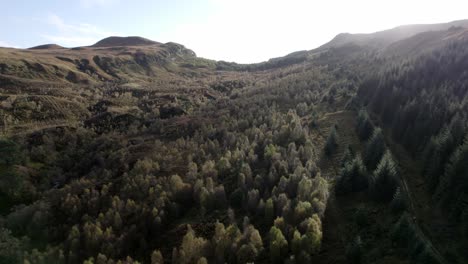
[79,0,119,8]
[47,14,114,36]
[41,14,118,47]
[39,35,101,46]
[0,41,20,49]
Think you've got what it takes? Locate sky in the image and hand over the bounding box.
[1,0,468,63]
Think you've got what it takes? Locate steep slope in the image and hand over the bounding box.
[382,26,468,58]
[355,23,468,264]
[319,19,468,50]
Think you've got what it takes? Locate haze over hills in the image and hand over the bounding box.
[0,19,467,264]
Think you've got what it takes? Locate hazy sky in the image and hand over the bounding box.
[1,0,467,63]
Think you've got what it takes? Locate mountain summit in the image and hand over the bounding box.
[28,44,66,50]
[91,36,160,47]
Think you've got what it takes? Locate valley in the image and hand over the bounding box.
[0,20,467,264]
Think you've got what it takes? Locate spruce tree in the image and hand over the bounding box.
[371,151,399,202]
[325,126,338,156]
[356,109,374,141]
[423,128,454,192]
[390,187,407,214]
[346,236,362,264]
[341,145,355,167]
[336,156,368,195]
[434,136,468,212]
[364,127,386,170]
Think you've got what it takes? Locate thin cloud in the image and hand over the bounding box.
[39,35,101,47]
[0,40,20,49]
[41,14,118,47]
[79,0,119,8]
[47,14,114,36]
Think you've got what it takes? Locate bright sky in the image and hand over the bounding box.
[1,0,467,63]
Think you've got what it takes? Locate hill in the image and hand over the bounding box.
[0,37,207,86]
[28,44,66,50]
[91,36,160,47]
[319,19,468,50]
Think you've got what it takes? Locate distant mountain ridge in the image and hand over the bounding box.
[383,26,468,58]
[319,19,468,50]
[2,19,468,86]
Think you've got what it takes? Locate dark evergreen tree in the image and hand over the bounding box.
[364,127,386,170]
[390,187,407,214]
[324,126,338,157]
[0,139,20,165]
[346,236,362,264]
[356,109,374,141]
[370,151,399,202]
[335,156,368,195]
[341,145,355,167]
[434,136,468,215]
[423,128,454,191]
